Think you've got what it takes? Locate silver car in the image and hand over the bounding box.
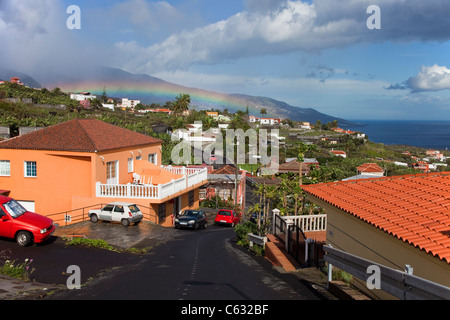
[88,202,143,226]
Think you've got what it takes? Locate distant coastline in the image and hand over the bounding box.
[344,120,450,151]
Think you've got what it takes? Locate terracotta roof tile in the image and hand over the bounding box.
[0,119,161,152]
[211,165,242,175]
[357,163,384,173]
[302,172,450,264]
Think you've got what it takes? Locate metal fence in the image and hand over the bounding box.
[47,203,158,227]
[272,211,325,267]
[323,245,450,300]
[273,213,287,243]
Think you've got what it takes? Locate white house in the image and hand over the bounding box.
[330,149,347,158]
[102,104,115,111]
[426,150,446,162]
[173,123,216,146]
[300,122,311,129]
[357,163,384,177]
[70,92,97,101]
[260,118,278,125]
[121,98,141,109]
[249,115,260,123]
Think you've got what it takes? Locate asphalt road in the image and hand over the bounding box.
[0,224,323,303]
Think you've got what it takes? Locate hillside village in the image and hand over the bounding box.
[1,77,449,177]
[1,77,450,298]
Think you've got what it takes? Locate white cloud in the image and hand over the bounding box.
[112,0,359,73]
[112,0,450,75]
[406,64,450,92]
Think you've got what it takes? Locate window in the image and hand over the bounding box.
[102,204,114,212]
[106,161,118,184]
[0,160,10,176]
[158,203,166,223]
[148,153,157,165]
[113,205,124,213]
[188,190,195,206]
[24,161,37,177]
[128,157,134,173]
[3,199,27,218]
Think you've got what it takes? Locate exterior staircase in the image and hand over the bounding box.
[265,234,299,272]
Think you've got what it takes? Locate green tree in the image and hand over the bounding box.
[297,142,317,184]
[172,93,190,116]
[101,87,108,103]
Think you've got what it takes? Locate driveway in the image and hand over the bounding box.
[0,218,184,299]
[0,210,334,301]
[53,220,179,249]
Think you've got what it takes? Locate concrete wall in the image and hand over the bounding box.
[0,127,10,139]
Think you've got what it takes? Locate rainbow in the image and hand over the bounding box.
[57,79,261,114]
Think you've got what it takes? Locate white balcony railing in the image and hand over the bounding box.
[273,210,327,234]
[283,214,327,232]
[96,167,208,200]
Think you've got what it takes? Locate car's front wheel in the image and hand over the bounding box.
[90,214,99,223]
[16,231,33,247]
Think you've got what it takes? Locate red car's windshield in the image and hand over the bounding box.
[218,210,231,216]
[3,200,27,218]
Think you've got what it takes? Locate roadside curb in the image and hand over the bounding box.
[0,275,64,300]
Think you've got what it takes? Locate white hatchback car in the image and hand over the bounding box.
[88,202,143,226]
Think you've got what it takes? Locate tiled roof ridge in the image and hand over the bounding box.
[71,118,98,151]
[303,171,450,188]
[357,163,384,172]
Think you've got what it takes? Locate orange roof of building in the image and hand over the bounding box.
[302,172,450,263]
[0,119,162,152]
[211,165,242,175]
[330,150,346,155]
[357,163,384,173]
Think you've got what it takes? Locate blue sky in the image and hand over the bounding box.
[1,0,450,120]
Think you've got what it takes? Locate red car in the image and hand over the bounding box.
[214,209,241,227]
[0,196,55,246]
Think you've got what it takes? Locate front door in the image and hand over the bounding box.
[100,204,114,221]
[173,196,180,217]
[112,204,125,222]
[106,161,119,185]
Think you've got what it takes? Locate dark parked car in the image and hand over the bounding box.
[174,210,207,230]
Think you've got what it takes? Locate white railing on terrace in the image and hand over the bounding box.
[96,167,208,200]
[272,209,327,234]
[161,165,206,176]
[283,214,327,232]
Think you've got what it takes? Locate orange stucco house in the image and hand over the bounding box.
[0,118,208,227]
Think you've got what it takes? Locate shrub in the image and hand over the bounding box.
[0,258,35,281]
[234,222,258,248]
[65,237,117,252]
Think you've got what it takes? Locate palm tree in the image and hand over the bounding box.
[172,93,191,116]
[297,142,316,185]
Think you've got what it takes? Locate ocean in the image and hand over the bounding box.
[344,120,450,151]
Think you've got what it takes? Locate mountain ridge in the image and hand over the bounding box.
[0,65,354,126]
